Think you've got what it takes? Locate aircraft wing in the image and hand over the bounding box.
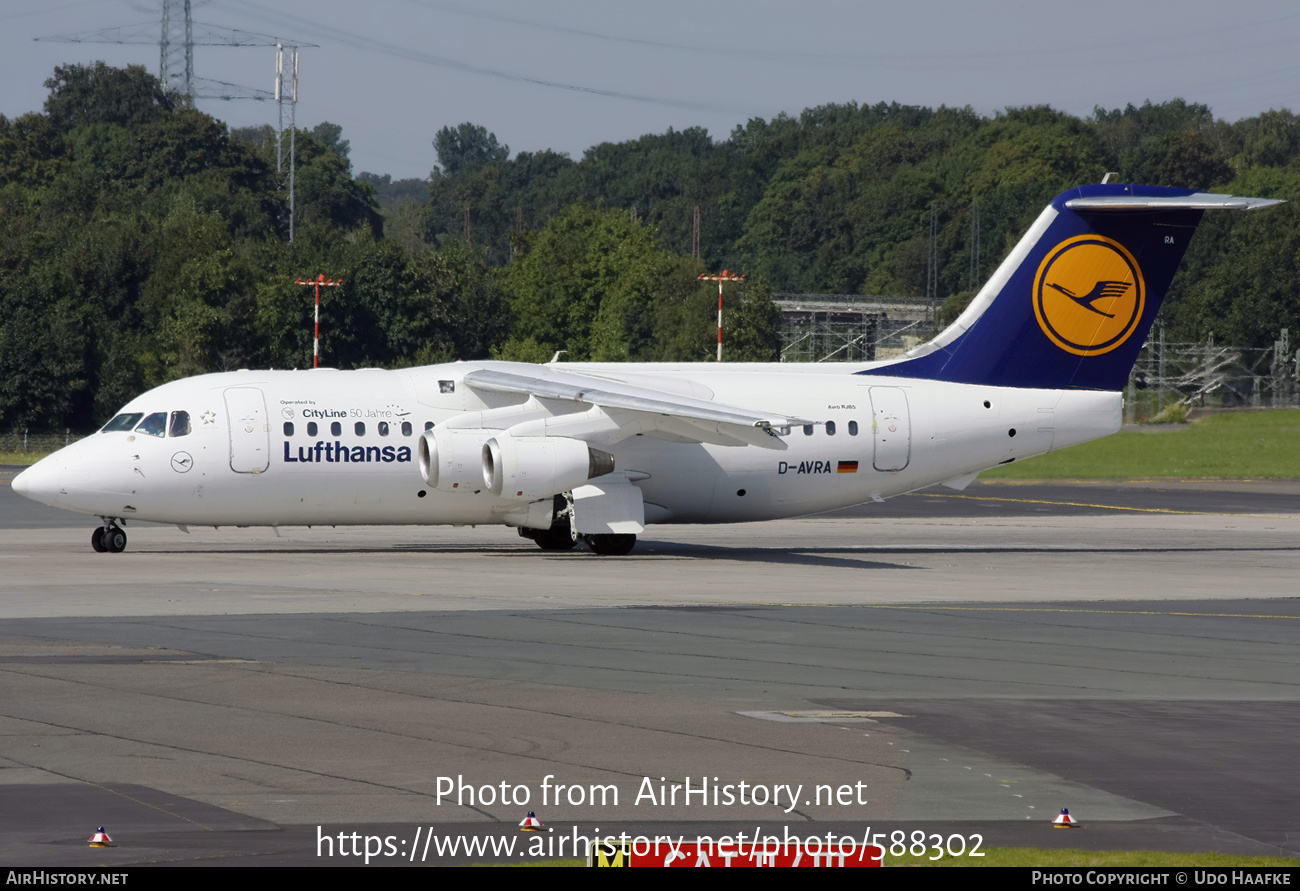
[462,366,812,450]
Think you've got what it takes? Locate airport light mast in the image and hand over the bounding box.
[699,269,746,361]
[296,274,343,368]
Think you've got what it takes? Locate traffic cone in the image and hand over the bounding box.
[88,826,113,847]
[1053,808,1077,828]
[518,811,543,831]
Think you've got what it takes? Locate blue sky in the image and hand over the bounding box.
[4,1,1299,180]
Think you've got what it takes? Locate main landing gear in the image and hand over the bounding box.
[583,533,636,556]
[517,494,638,555]
[91,521,127,553]
[517,494,578,551]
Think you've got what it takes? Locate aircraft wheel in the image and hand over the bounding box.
[91,527,107,553]
[533,528,577,550]
[585,533,636,556]
[105,527,127,553]
[532,510,576,551]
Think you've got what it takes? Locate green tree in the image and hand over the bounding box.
[501,204,703,361]
[1165,168,1300,348]
[656,279,781,362]
[1234,109,1300,168]
[433,123,508,177]
[0,113,66,187]
[311,121,351,167]
[292,128,381,237]
[43,62,174,133]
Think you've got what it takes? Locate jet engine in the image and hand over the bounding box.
[482,434,615,499]
[418,428,495,491]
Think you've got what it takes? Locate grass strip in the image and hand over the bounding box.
[985,410,1300,479]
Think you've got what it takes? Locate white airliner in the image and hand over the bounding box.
[13,184,1280,554]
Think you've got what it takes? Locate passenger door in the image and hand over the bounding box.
[225,387,270,473]
[868,387,911,471]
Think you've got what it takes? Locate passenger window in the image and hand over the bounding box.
[354,421,365,436]
[307,422,318,437]
[332,421,343,436]
[424,421,435,432]
[169,411,191,437]
[135,412,168,438]
[803,425,813,436]
[102,413,143,433]
[283,421,294,436]
[378,421,389,437]
[826,421,836,436]
[849,420,859,436]
[401,421,413,436]
[439,380,455,394]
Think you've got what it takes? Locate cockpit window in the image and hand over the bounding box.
[134,412,168,438]
[102,413,143,433]
[169,410,191,437]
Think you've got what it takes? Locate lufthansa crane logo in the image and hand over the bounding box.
[1033,235,1145,356]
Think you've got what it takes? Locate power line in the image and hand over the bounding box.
[35,1,315,102]
[275,44,300,241]
[215,0,748,114]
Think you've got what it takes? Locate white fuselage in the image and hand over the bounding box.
[16,361,1120,529]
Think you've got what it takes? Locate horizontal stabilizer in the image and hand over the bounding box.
[861,183,1284,391]
[1066,194,1283,212]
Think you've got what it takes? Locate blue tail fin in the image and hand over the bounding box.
[862,184,1280,390]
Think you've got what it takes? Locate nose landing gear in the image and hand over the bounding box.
[91,521,127,553]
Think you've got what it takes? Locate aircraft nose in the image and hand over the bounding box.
[12,453,69,506]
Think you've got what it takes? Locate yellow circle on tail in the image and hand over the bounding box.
[1033,235,1145,356]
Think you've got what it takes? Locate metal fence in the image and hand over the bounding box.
[775,293,940,362]
[775,296,1298,422]
[1125,324,1298,422]
[0,430,85,456]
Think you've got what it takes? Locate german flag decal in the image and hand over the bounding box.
[837,460,859,473]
